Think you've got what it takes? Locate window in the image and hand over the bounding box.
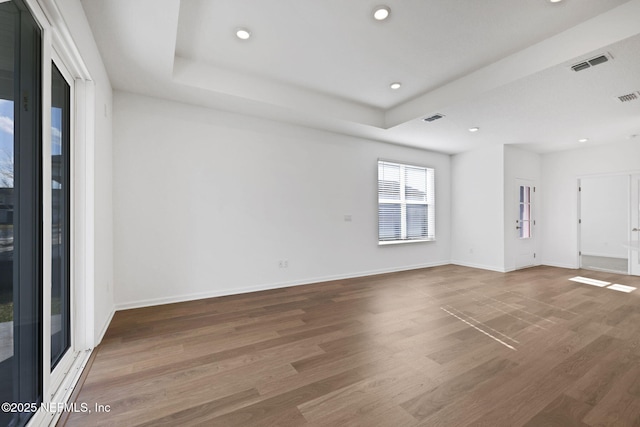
[378,160,435,244]
[518,185,532,239]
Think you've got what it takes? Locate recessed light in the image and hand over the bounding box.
[373,6,391,21]
[390,82,401,90]
[548,0,563,3]
[578,138,588,143]
[235,28,251,40]
[469,127,480,132]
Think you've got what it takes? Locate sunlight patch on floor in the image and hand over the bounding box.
[569,276,610,287]
[569,277,636,293]
[606,284,637,293]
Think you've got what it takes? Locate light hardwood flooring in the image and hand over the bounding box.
[62,265,640,426]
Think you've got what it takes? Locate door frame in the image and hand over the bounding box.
[15,0,99,425]
[576,172,640,276]
[46,48,79,400]
[630,174,640,276]
[514,178,537,270]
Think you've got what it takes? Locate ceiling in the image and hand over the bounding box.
[80,0,640,154]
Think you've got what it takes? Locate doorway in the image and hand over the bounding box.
[631,174,640,275]
[579,174,639,276]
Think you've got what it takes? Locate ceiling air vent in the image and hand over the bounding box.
[588,55,609,66]
[618,92,639,103]
[423,113,445,122]
[571,61,590,72]
[571,53,611,72]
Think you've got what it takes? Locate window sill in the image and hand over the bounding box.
[378,238,435,246]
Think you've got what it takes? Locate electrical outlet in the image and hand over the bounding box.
[278,260,289,268]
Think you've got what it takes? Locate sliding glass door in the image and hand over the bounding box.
[51,62,71,371]
[0,1,42,426]
[0,0,86,425]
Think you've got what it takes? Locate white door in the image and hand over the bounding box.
[631,174,640,276]
[515,180,536,269]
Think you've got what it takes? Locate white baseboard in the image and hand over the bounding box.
[95,307,115,346]
[540,261,578,270]
[450,260,508,273]
[113,260,597,312]
[579,252,627,259]
[115,260,450,311]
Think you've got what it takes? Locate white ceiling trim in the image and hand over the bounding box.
[172,56,385,127]
[81,0,640,155]
[384,0,640,128]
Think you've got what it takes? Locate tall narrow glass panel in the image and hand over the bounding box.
[51,64,70,369]
[0,1,42,426]
[518,185,531,239]
[0,5,17,423]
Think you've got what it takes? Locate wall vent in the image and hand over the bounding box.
[571,53,611,72]
[571,62,590,72]
[423,113,445,122]
[618,92,639,103]
[588,55,609,66]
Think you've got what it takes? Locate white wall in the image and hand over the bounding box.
[580,175,628,258]
[451,145,505,271]
[58,0,114,345]
[541,140,640,268]
[504,146,542,271]
[113,91,451,308]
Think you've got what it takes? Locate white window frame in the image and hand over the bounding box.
[378,160,435,245]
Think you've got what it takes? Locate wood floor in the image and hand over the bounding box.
[63,265,640,426]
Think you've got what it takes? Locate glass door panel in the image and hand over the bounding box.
[0,1,42,426]
[518,185,531,239]
[0,5,17,423]
[51,63,70,369]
